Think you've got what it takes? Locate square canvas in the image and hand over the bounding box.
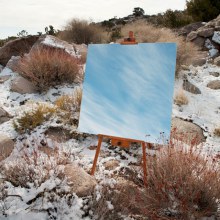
[78,43,176,144]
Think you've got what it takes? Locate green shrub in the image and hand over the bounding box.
[186,0,220,22]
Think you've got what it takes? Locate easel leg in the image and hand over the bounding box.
[142,142,147,187]
[91,135,103,175]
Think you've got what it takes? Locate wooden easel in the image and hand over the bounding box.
[91,134,148,186]
[90,32,148,186]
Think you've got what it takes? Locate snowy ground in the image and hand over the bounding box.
[0,60,220,219]
[173,63,220,152]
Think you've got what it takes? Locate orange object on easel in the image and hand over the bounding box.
[121,31,137,45]
[90,32,148,186]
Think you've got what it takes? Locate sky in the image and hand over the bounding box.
[78,43,176,143]
[0,0,186,39]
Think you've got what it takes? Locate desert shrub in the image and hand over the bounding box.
[58,18,109,44]
[55,88,82,127]
[110,28,122,42]
[0,148,69,188]
[13,104,56,133]
[139,143,220,219]
[160,9,193,28]
[55,87,82,112]
[120,20,199,76]
[14,47,80,91]
[174,88,189,106]
[214,127,220,137]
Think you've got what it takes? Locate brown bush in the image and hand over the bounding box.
[214,127,220,137]
[58,18,109,44]
[140,143,220,219]
[14,47,80,91]
[174,88,189,106]
[120,20,199,77]
[91,141,220,219]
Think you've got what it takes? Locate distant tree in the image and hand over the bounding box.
[17,30,28,37]
[133,7,145,17]
[186,0,220,22]
[45,25,57,36]
[37,32,42,36]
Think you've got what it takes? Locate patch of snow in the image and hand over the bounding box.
[106,201,114,210]
[173,64,220,152]
[42,35,77,57]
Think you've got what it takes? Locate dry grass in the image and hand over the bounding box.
[140,144,220,219]
[174,88,189,106]
[120,20,199,76]
[14,47,80,91]
[214,127,220,137]
[58,18,109,44]
[55,87,82,112]
[13,104,56,133]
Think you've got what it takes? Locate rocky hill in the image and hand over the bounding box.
[0,14,220,219]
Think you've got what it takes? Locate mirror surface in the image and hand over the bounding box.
[78,43,176,144]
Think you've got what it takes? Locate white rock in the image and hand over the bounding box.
[212,31,220,44]
[0,134,15,161]
[10,76,38,94]
[209,48,219,58]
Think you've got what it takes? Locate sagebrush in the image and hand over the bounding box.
[174,88,189,106]
[14,47,80,91]
[58,18,109,44]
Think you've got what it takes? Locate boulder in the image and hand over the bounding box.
[214,56,220,66]
[192,57,206,66]
[0,107,11,124]
[10,76,38,94]
[207,80,220,90]
[31,35,77,57]
[192,36,206,48]
[0,36,39,66]
[210,72,220,77]
[197,28,214,37]
[186,31,198,41]
[0,134,15,162]
[0,75,10,83]
[171,118,205,145]
[212,31,220,45]
[178,22,204,37]
[6,56,20,71]
[183,78,201,94]
[64,164,97,197]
